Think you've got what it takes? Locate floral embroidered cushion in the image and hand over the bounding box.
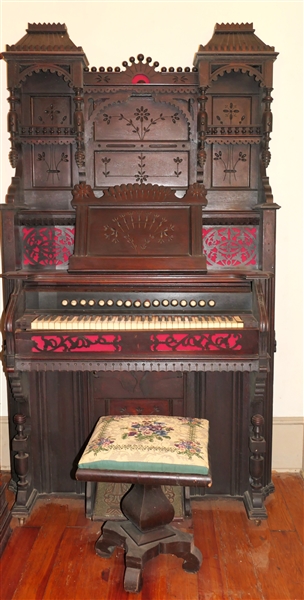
[78,415,209,475]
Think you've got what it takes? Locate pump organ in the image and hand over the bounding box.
[1,23,278,519]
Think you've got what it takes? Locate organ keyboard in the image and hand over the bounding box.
[1,22,278,522]
[30,314,245,330]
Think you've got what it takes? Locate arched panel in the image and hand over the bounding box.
[88,97,191,188]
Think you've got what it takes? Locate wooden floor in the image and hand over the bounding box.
[0,473,303,600]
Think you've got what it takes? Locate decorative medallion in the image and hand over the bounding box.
[203,226,257,268]
[216,102,246,125]
[22,226,75,266]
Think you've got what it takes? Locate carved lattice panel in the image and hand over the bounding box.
[22,225,258,268]
[32,145,72,188]
[203,226,258,268]
[212,143,250,188]
[211,96,252,126]
[93,98,189,141]
[22,226,75,267]
[30,96,72,126]
[94,151,188,187]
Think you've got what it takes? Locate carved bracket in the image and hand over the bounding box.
[8,370,27,403]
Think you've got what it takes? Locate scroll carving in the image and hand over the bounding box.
[74,87,86,173]
[7,88,19,168]
[261,87,273,171]
[197,87,208,182]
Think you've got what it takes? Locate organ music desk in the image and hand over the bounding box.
[1,23,279,521]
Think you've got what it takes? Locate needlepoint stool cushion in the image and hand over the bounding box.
[78,415,210,475]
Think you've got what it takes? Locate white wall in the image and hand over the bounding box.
[0,2,303,428]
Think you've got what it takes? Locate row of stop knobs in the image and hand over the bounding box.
[61,298,216,308]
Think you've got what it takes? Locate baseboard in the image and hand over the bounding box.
[0,418,10,471]
[1,415,304,472]
[272,417,304,472]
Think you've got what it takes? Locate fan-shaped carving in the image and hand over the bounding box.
[121,57,159,83]
[184,183,207,205]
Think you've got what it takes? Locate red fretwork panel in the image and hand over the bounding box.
[150,332,243,351]
[22,224,258,269]
[31,334,122,352]
[30,332,244,354]
[202,226,258,268]
[22,227,75,267]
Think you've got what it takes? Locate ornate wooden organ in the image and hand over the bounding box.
[1,23,278,520]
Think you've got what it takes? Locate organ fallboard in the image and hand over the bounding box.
[1,23,278,521]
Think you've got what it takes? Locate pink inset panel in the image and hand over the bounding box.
[23,226,75,266]
[150,333,243,352]
[203,226,257,267]
[31,334,121,353]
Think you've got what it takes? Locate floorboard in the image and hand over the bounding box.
[0,472,303,600]
[273,472,304,544]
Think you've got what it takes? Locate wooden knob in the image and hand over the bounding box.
[14,414,26,426]
[252,414,264,427]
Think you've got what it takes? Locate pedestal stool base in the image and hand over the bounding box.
[96,520,202,593]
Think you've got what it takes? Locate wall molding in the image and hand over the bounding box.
[0,416,10,471]
[272,417,304,473]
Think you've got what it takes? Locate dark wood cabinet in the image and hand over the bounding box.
[1,23,278,520]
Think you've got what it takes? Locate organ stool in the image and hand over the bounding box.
[76,414,212,593]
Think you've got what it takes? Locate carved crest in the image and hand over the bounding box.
[102,183,178,203]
